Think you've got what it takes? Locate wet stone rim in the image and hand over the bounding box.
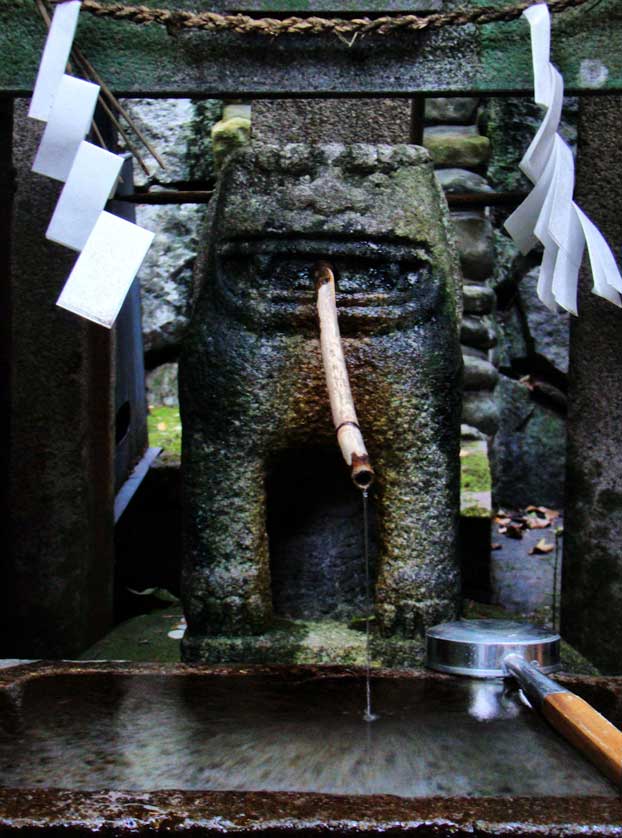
[1,661,622,834]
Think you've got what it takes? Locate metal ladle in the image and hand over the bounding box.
[426,619,622,787]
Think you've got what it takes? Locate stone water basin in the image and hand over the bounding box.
[1,662,621,835]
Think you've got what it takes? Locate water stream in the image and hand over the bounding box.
[362,488,378,723]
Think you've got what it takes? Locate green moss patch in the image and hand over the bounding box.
[148,405,182,463]
[80,606,185,662]
[461,444,491,494]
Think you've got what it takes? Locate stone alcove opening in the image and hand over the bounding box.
[266,446,379,623]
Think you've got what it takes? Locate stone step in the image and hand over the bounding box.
[463,283,496,315]
[463,354,499,391]
[425,97,480,126]
[462,391,501,436]
[461,315,497,350]
[436,167,493,195]
[423,125,490,168]
[450,211,495,281]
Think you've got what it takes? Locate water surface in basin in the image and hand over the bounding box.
[0,672,616,797]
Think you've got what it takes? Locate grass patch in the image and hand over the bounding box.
[148,405,182,463]
[461,445,491,494]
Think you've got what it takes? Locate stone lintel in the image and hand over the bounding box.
[2,1,622,97]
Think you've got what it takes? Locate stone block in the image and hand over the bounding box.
[137,203,203,354]
[463,355,499,391]
[519,268,570,375]
[562,95,622,674]
[463,283,495,315]
[461,315,497,349]
[2,102,115,658]
[435,167,493,195]
[462,391,500,436]
[451,211,495,280]
[251,99,412,144]
[423,126,490,168]
[490,375,566,508]
[425,97,480,125]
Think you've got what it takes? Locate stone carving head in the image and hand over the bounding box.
[195,142,461,336]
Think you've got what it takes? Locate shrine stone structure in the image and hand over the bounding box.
[180,142,462,663]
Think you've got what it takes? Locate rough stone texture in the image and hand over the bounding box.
[461,392,500,436]
[137,203,205,354]
[463,355,498,391]
[562,96,622,675]
[463,284,495,315]
[435,167,493,195]
[118,100,221,355]
[118,99,193,184]
[146,362,179,408]
[519,268,570,375]
[251,99,412,145]
[423,126,490,169]
[490,376,566,509]
[460,315,496,350]
[495,304,529,371]
[425,98,479,125]
[2,102,114,658]
[482,96,578,192]
[180,143,463,662]
[450,211,495,281]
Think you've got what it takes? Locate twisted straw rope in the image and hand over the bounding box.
[49,0,596,37]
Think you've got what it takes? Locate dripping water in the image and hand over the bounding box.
[362,488,378,723]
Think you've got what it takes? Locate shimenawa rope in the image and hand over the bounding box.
[48,0,596,37]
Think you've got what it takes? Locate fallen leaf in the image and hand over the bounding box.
[525,514,551,530]
[495,516,512,527]
[157,422,168,431]
[529,538,555,555]
[505,523,524,540]
[526,505,559,521]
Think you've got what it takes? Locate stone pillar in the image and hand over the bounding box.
[1,101,115,658]
[562,96,622,674]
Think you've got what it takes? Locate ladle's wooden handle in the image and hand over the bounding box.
[542,692,622,787]
[505,654,622,787]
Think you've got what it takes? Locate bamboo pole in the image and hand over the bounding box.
[315,261,374,490]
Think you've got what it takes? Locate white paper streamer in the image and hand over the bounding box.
[504,3,622,313]
[57,211,154,328]
[46,141,123,251]
[29,0,81,122]
[28,0,155,326]
[32,74,100,182]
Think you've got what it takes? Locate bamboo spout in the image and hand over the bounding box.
[314,261,375,490]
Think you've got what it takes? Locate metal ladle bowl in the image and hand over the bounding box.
[426,618,561,678]
[425,618,622,788]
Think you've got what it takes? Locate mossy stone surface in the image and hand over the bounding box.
[423,129,490,169]
[180,143,463,662]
